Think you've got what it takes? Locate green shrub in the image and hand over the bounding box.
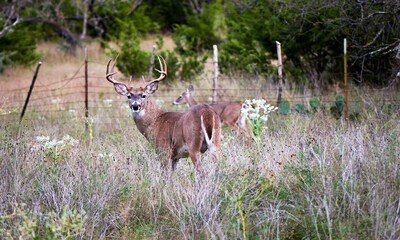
[279,99,290,114]
[309,97,320,113]
[294,103,306,114]
[180,54,207,81]
[159,50,180,82]
[105,20,150,77]
[172,1,225,55]
[329,95,345,119]
[335,95,345,113]
[0,204,85,239]
[0,25,41,73]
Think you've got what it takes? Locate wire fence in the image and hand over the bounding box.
[1,57,399,124]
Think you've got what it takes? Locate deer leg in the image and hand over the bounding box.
[171,159,179,171]
[223,119,241,136]
[189,152,205,176]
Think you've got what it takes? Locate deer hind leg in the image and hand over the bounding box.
[200,115,221,160]
[171,159,179,171]
[189,152,205,176]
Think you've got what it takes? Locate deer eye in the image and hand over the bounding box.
[142,94,146,99]
[127,95,131,99]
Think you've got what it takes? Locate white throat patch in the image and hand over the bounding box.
[131,109,145,119]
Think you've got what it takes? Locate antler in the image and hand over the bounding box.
[106,55,123,85]
[106,54,167,86]
[147,55,167,85]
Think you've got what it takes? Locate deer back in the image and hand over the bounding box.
[211,102,242,123]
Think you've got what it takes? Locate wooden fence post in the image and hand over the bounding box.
[213,45,218,104]
[20,61,42,122]
[343,38,348,120]
[84,47,89,131]
[276,41,283,106]
[148,45,156,81]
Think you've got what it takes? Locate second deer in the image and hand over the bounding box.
[173,85,252,141]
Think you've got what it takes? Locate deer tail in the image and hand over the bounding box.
[200,115,214,146]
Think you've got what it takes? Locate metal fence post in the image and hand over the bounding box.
[344,38,348,120]
[85,48,89,131]
[20,61,42,122]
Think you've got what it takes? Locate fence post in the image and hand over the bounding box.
[20,61,42,122]
[213,45,218,104]
[343,38,348,120]
[276,41,283,106]
[85,47,89,130]
[148,45,156,81]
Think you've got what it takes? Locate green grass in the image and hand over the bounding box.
[0,104,399,239]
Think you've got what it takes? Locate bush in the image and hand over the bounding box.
[105,20,150,78]
[279,99,290,114]
[309,97,320,113]
[159,50,180,82]
[172,1,225,55]
[335,95,345,113]
[180,54,207,81]
[294,103,307,114]
[0,25,41,73]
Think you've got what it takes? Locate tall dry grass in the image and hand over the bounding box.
[0,101,399,239]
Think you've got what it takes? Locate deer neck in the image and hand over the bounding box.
[131,99,164,141]
[186,95,198,107]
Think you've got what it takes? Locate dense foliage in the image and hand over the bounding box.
[0,0,399,86]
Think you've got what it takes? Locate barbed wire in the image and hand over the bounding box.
[1,56,399,122]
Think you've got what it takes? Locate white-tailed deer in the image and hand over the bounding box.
[106,56,221,175]
[173,85,252,140]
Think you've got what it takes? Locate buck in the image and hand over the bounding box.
[173,85,252,140]
[106,56,221,175]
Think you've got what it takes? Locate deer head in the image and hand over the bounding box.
[106,55,167,117]
[173,84,197,106]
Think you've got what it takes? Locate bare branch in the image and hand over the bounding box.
[127,0,142,16]
[0,15,20,38]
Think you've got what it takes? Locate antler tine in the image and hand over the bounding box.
[106,55,120,84]
[148,55,167,84]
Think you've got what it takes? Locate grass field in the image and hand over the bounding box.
[0,41,399,239]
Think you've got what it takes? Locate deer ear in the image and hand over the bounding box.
[114,83,129,96]
[145,81,159,94]
[187,85,194,93]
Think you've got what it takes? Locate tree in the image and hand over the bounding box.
[219,0,399,87]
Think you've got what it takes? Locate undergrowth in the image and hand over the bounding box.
[0,106,399,239]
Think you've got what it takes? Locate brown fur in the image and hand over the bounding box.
[173,85,253,141]
[106,57,221,175]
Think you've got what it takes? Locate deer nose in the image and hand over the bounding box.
[131,102,141,112]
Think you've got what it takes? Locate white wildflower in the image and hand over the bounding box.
[36,136,50,142]
[51,98,61,104]
[260,115,269,123]
[103,99,113,107]
[248,113,260,120]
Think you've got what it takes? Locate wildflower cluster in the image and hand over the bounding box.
[35,135,79,161]
[241,99,278,141]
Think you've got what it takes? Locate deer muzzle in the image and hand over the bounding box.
[130,102,141,112]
